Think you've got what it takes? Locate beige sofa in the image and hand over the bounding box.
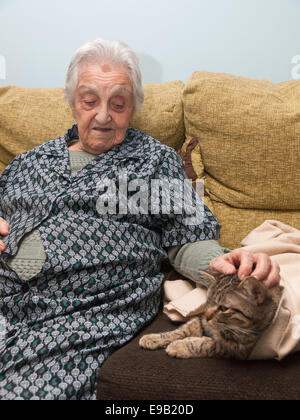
[2,71,300,250]
[1,71,300,399]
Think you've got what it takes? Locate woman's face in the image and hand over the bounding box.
[70,63,135,154]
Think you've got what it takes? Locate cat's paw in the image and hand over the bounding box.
[166,339,193,359]
[166,337,214,359]
[139,334,167,350]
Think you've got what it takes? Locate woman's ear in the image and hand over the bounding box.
[69,101,77,121]
[129,108,136,126]
[63,88,77,120]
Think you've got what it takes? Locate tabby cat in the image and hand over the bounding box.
[139,271,282,360]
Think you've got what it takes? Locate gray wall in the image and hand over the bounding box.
[0,0,300,87]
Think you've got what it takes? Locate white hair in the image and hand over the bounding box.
[64,38,144,112]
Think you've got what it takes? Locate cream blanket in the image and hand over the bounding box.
[164,220,300,360]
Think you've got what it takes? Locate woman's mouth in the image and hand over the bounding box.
[92,127,113,132]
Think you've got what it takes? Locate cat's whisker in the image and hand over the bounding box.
[224,324,256,337]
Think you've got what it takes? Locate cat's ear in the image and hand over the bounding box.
[238,276,266,305]
[197,270,218,288]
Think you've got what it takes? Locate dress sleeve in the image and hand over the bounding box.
[151,148,221,249]
[0,155,21,222]
[167,240,231,285]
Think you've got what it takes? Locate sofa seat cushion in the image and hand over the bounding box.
[97,312,300,400]
[183,71,300,211]
[0,81,184,172]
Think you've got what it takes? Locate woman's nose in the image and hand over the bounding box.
[94,104,112,124]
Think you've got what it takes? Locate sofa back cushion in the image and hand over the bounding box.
[0,86,74,172]
[0,81,184,172]
[183,71,300,248]
[132,81,185,152]
[183,71,300,211]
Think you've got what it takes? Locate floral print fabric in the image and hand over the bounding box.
[0,125,219,399]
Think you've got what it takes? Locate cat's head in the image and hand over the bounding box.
[198,271,279,334]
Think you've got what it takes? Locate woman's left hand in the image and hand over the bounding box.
[209,249,280,288]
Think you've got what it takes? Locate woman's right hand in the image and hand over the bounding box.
[0,218,10,254]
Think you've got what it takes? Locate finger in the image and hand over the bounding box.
[0,240,6,254]
[234,251,255,280]
[250,253,271,282]
[262,261,281,289]
[209,256,237,275]
[0,218,9,235]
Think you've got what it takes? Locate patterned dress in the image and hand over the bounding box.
[0,125,220,400]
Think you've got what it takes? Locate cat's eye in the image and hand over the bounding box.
[219,306,228,312]
[235,309,251,320]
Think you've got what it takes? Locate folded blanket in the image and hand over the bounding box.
[164,220,300,360]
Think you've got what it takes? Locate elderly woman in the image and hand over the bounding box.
[0,39,279,400]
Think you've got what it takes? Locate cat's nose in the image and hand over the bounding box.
[205,309,215,321]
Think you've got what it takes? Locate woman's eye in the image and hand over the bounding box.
[85,101,96,106]
[112,103,124,110]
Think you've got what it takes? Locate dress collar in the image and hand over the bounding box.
[35,124,79,157]
[34,124,141,180]
[35,124,139,158]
